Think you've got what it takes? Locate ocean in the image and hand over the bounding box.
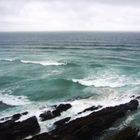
[0,32,140,131]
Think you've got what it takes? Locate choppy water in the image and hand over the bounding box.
[0,32,140,130]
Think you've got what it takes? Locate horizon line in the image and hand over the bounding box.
[0,30,140,33]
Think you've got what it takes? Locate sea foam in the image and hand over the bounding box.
[0,92,31,106]
[1,58,66,66]
[72,74,140,88]
[20,60,66,66]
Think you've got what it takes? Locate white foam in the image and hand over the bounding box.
[0,91,31,106]
[72,74,140,88]
[4,58,14,62]
[0,58,16,62]
[1,58,66,66]
[38,93,133,132]
[20,60,66,66]
[0,92,135,133]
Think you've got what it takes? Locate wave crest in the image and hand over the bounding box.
[1,58,66,66]
[20,60,66,66]
[72,74,140,88]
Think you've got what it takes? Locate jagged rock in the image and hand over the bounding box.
[0,116,40,140]
[54,117,71,127]
[0,100,139,140]
[78,105,102,114]
[56,104,72,112]
[0,111,28,122]
[109,127,139,140]
[40,104,72,121]
[51,100,139,140]
[126,100,139,111]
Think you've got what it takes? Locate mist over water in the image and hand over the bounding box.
[0,32,140,129]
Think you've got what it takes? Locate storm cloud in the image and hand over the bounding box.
[0,0,140,31]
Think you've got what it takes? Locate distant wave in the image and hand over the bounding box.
[20,60,66,66]
[0,92,31,106]
[1,58,66,66]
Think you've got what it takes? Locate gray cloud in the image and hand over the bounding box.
[0,0,140,31]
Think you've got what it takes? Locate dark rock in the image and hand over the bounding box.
[126,100,139,111]
[130,95,135,98]
[40,104,72,121]
[54,117,71,127]
[0,100,139,140]
[51,100,139,140]
[25,132,56,140]
[12,113,22,120]
[0,111,28,122]
[136,135,140,140]
[40,111,54,121]
[52,110,61,117]
[109,127,139,140]
[22,111,28,115]
[78,105,102,114]
[0,116,40,140]
[136,96,140,100]
[56,104,72,112]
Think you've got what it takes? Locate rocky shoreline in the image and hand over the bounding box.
[0,99,140,140]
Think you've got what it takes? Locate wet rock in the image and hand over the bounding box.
[40,103,72,121]
[130,95,135,98]
[0,116,40,140]
[0,111,28,122]
[135,135,140,140]
[25,132,56,140]
[126,100,139,111]
[56,103,72,112]
[0,100,139,140]
[51,100,139,140]
[136,96,140,100]
[78,105,102,114]
[54,117,71,127]
[109,127,139,140]
[40,111,54,121]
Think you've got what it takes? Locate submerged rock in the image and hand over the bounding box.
[39,103,72,121]
[0,101,14,110]
[0,116,40,140]
[109,127,139,140]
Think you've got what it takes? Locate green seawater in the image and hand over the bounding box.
[0,32,140,129]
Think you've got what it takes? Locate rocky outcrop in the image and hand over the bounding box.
[0,116,40,140]
[51,100,139,140]
[0,99,139,140]
[39,103,72,121]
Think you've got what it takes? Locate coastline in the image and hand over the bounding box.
[0,96,140,140]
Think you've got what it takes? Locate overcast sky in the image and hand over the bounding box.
[0,0,140,31]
